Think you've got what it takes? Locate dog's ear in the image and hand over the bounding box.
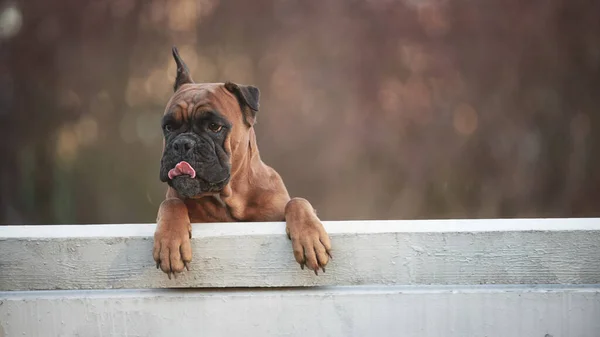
[172,46,194,92]
[224,82,260,127]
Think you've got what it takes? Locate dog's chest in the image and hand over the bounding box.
[185,197,236,223]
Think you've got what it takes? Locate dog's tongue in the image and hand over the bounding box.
[168,161,196,180]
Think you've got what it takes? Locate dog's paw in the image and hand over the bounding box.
[153,220,192,279]
[285,198,332,275]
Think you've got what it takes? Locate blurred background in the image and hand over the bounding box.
[0,0,599,225]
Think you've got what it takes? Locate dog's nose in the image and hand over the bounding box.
[173,138,195,154]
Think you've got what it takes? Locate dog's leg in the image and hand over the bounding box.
[284,197,332,275]
[153,192,192,279]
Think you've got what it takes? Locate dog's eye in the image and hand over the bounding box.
[208,123,223,133]
[164,124,173,132]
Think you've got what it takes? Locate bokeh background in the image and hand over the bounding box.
[1,0,599,225]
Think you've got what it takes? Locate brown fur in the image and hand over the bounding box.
[153,83,331,279]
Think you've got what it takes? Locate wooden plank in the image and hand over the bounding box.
[1,218,599,291]
[1,286,599,337]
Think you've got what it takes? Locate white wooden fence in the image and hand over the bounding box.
[1,218,599,336]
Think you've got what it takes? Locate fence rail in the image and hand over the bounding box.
[1,218,600,291]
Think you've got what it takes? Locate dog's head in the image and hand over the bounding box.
[159,47,260,198]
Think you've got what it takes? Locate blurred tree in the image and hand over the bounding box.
[0,0,599,224]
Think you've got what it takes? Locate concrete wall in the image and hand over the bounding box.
[1,218,600,337]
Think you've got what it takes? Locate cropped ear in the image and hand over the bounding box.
[224,82,260,126]
[172,46,194,92]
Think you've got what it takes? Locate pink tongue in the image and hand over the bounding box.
[168,161,196,180]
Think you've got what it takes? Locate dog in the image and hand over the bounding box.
[153,47,332,279]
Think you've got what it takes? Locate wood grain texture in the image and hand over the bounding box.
[1,218,599,291]
[1,286,599,337]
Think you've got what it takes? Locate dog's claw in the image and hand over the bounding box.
[184,262,190,271]
[300,263,305,270]
[167,272,172,280]
[156,261,160,269]
[314,269,318,276]
[322,267,326,273]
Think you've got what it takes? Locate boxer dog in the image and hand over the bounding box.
[153,47,331,279]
